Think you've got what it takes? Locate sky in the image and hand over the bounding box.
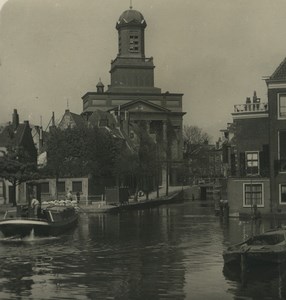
[0,0,286,140]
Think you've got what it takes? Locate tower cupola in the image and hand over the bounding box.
[116,9,146,29]
[107,6,161,94]
[96,79,104,93]
[116,8,146,58]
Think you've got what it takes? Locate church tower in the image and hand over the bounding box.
[108,8,160,94]
[82,6,186,184]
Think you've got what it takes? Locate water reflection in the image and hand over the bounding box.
[223,263,286,299]
[221,217,286,300]
[0,203,286,299]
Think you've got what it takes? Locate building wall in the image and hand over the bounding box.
[227,178,270,216]
[82,93,183,113]
[17,178,89,203]
[231,116,269,178]
[268,87,286,209]
[234,117,269,152]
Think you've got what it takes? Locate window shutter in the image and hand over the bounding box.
[260,144,269,177]
[239,152,246,176]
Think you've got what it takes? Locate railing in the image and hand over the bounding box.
[80,194,104,206]
[234,103,268,113]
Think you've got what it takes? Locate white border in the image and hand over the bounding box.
[277,93,286,120]
[279,184,286,205]
[243,182,264,208]
[245,151,259,176]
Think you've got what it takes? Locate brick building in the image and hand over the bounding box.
[225,57,286,216]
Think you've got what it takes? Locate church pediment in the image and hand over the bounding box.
[109,99,170,113]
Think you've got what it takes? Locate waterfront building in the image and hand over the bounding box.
[225,57,286,217]
[226,91,270,217]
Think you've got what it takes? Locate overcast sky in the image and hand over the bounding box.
[0,0,286,140]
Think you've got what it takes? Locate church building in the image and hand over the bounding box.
[81,6,186,185]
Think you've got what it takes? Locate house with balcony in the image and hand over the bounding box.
[225,91,271,217]
[225,57,286,217]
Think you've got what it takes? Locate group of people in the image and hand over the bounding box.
[29,191,81,218]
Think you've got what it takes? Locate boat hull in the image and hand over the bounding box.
[0,211,78,238]
[223,249,286,265]
[223,229,286,266]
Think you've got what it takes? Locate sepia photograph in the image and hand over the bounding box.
[1,0,286,299]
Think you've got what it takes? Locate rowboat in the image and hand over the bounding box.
[223,228,286,265]
[0,202,78,238]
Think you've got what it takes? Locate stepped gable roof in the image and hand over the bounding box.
[0,123,26,147]
[269,57,286,81]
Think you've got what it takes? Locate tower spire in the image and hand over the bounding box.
[129,0,132,9]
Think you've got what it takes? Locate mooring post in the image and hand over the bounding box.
[240,253,246,273]
[240,252,248,287]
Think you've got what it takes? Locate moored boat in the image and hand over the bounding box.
[223,228,286,265]
[0,202,78,238]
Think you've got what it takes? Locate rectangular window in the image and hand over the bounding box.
[280,184,286,204]
[56,182,65,193]
[246,151,259,175]
[41,182,49,194]
[129,32,139,52]
[72,181,82,193]
[278,95,286,119]
[243,183,263,207]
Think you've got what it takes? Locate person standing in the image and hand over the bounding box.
[76,191,80,204]
[31,197,40,217]
[66,190,73,201]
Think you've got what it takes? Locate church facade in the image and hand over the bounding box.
[81,7,186,184]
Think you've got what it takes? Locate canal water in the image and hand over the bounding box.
[0,201,285,300]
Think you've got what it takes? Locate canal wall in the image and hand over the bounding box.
[80,187,186,213]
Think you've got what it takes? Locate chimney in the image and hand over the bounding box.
[12,109,19,130]
[49,112,56,132]
[253,90,257,102]
[52,112,55,126]
[39,126,43,153]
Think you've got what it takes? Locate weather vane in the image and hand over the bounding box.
[130,0,133,9]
